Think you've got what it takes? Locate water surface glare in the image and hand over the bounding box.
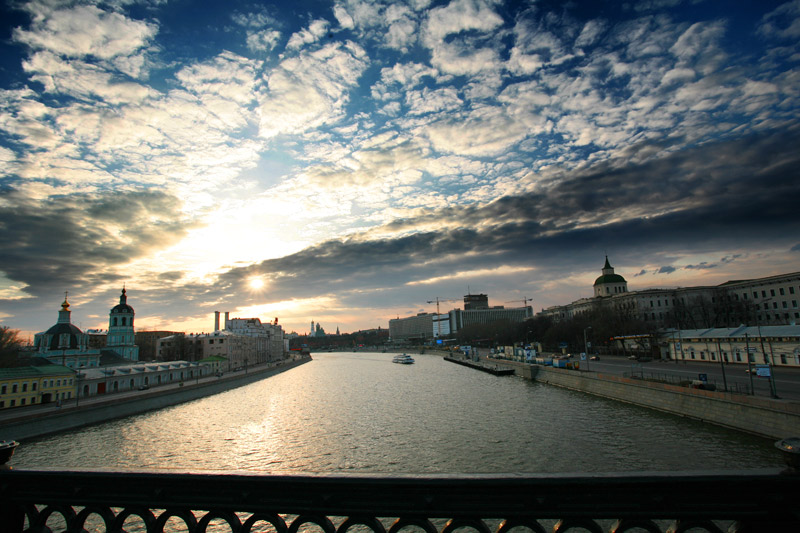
[15,352,777,472]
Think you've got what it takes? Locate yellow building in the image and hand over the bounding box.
[0,365,76,409]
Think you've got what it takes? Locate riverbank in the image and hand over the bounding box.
[486,357,799,439]
[0,355,311,442]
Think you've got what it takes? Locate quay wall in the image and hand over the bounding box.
[1,356,311,442]
[487,358,800,439]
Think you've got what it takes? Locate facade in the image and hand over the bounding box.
[389,313,434,341]
[33,296,102,368]
[540,259,800,328]
[76,360,208,397]
[390,294,532,341]
[662,325,800,368]
[0,365,75,409]
[225,315,286,363]
[105,288,139,361]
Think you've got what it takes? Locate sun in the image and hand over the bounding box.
[248,277,265,291]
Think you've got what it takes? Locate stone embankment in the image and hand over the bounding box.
[444,356,515,375]
[0,356,311,442]
[486,358,800,440]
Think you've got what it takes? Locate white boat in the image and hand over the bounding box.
[392,353,415,364]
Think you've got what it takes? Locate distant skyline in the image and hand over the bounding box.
[1,0,799,338]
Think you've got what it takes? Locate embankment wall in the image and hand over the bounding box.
[488,358,800,439]
[1,357,310,442]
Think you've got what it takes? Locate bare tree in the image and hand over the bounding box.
[0,326,24,367]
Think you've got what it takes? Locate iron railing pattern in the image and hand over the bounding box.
[1,468,799,533]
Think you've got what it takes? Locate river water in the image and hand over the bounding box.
[14,352,778,473]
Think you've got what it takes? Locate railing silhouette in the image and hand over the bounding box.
[2,465,799,533]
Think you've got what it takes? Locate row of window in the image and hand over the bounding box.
[755,301,799,310]
[682,350,798,365]
[0,391,71,409]
[0,378,74,395]
[738,286,798,300]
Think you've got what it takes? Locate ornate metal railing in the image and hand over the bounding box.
[2,464,799,533]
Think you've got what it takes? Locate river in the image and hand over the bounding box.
[13,352,778,473]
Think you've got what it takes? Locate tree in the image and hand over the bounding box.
[0,326,24,367]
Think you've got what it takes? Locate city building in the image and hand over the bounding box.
[75,360,208,397]
[390,294,531,341]
[105,288,139,361]
[539,258,800,328]
[158,312,288,370]
[0,364,76,409]
[662,325,800,368]
[33,295,102,368]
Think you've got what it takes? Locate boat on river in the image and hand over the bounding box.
[392,353,415,364]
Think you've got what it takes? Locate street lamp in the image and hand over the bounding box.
[583,326,592,371]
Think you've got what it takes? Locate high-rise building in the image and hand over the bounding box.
[106,288,139,361]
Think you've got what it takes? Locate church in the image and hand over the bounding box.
[34,288,140,367]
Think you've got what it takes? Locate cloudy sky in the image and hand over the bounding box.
[1,0,799,339]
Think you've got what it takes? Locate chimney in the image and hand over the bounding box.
[224,311,230,329]
[214,311,220,331]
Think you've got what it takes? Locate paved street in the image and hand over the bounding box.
[582,354,800,402]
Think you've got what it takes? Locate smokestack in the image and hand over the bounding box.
[224,311,230,329]
[214,311,220,331]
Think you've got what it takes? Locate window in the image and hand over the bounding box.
[793,301,798,308]
[56,379,60,386]
[783,301,788,308]
[780,288,785,295]
[790,286,795,294]
[20,398,25,406]
[781,354,788,364]
[22,383,27,392]
[762,290,767,298]
[121,317,126,326]
[12,384,17,393]
[32,383,37,391]
[753,292,758,298]
[773,302,778,309]
[1,385,5,394]
[743,293,748,299]
[209,339,214,344]
[771,289,776,297]
[10,400,15,407]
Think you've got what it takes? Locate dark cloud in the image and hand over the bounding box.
[204,127,800,312]
[0,188,197,297]
[791,244,800,252]
[684,263,716,270]
[634,269,648,277]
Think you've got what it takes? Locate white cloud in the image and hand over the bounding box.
[575,20,607,48]
[247,30,282,53]
[422,105,529,156]
[14,4,157,62]
[422,0,505,75]
[405,86,462,115]
[259,42,369,138]
[758,0,800,40]
[286,19,330,50]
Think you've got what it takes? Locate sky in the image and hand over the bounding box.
[1,0,799,339]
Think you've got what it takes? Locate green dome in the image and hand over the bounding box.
[594,273,626,286]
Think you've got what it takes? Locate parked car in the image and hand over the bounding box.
[590,355,600,361]
[138,385,149,390]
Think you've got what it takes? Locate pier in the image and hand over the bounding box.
[444,355,515,375]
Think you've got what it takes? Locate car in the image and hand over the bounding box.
[628,355,638,360]
[590,356,600,361]
[138,385,149,390]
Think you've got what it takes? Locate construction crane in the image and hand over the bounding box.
[427,297,458,316]
[506,297,534,317]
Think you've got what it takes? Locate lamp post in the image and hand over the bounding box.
[583,326,592,371]
[756,300,779,398]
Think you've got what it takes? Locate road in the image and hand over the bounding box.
[582,354,800,402]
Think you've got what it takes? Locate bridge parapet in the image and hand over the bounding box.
[1,465,799,533]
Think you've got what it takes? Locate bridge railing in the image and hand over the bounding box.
[1,465,799,533]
